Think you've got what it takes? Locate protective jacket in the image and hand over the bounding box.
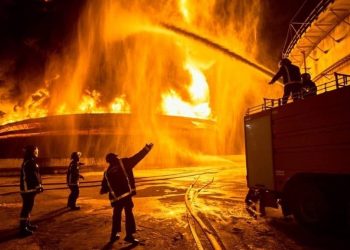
[100,145,152,206]
[270,64,301,85]
[20,158,42,193]
[67,161,82,186]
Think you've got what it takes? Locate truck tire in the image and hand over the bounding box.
[290,181,330,228]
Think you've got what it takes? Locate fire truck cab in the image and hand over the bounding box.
[244,73,350,227]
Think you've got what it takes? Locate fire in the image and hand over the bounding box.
[110,95,131,113]
[0,85,50,124]
[0,0,278,163]
[78,90,105,114]
[78,91,131,114]
[162,60,211,119]
[179,0,191,23]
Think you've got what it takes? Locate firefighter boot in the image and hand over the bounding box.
[69,205,80,210]
[27,221,38,231]
[19,220,33,237]
[124,235,139,244]
[110,232,120,242]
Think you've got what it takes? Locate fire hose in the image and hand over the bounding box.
[0,170,218,196]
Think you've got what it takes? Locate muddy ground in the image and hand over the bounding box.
[1,160,350,250]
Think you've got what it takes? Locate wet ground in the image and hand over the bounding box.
[1,157,350,250]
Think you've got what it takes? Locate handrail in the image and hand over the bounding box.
[246,72,350,116]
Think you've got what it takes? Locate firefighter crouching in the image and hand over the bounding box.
[67,151,84,210]
[19,145,43,237]
[301,73,317,97]
[100,143,154,243]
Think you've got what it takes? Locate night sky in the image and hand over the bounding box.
[259,0,321,68]
[0,0,320,84]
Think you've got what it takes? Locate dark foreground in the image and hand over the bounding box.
[1,158,350,249]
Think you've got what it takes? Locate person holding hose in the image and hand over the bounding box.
[269,58,302,104]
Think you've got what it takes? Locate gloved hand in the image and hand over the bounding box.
[146,143,154,150]
[37,187,44,193]
[268,81,274,85]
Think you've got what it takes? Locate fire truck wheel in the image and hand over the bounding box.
[291,181,330,228]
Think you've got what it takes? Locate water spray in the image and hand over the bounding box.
[160,22,276,78]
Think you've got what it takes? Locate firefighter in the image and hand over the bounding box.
[100,143,154,243]
[19,145,43,237]
[67,151,84,210]
[301,73,317,97]
[269,58,302,105]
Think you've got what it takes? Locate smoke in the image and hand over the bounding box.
[0,0,85,111]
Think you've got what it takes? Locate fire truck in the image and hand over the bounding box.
[244,73,350,227]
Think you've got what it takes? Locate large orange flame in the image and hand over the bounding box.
[0,0,281,165]
[162,59,211,119]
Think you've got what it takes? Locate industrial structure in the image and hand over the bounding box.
[0,114,216,172]
[283,0,350,83]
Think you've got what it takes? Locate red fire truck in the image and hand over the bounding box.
[244,73,350,227]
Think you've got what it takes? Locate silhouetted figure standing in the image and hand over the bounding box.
[67,152,84,210]
[301,73,317,97]
[19,145,43,237]
[100,143,153,244]
[269,58,302,104]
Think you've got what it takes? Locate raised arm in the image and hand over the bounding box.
[124,143,153,169]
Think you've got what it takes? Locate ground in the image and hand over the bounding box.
[1,158,350,250]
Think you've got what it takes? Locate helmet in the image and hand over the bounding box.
[279,58,291,67]
[23,145,38,159]
[71,151,82,160]
[106,153,118,164]
[301,73,311,81]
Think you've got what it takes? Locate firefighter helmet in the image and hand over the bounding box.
[301,73,311,81]
[279,58,291,67]
[106,153,118,164]
[23,145,38,159]
[71,151,82,160]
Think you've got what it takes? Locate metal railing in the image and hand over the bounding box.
[246,72,350,116]
[282,0,334,58]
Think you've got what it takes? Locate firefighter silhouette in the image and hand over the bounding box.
[100,143,153,243]
[269,58,302,104]
[301,73,317,97]
[19,145,43,237]
[67,151,84,210]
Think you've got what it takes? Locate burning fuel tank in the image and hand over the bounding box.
[0,114,217,170]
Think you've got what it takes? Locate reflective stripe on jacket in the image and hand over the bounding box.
[100,145,151,206]
[271,64,302,85]
[67,161,80,186]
